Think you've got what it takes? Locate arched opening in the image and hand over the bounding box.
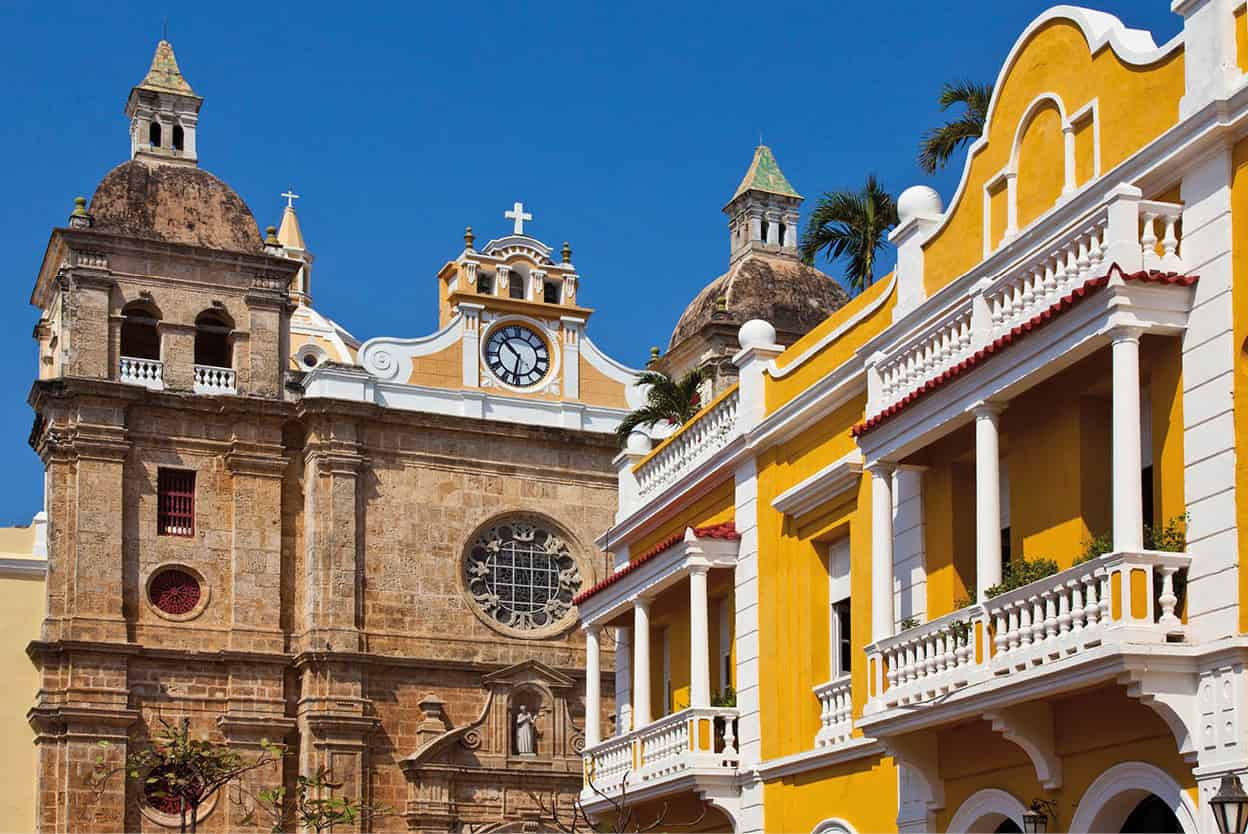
[779,222,788,246]
[1120,795,1183,833]
[543,280,560,304]
[1014,100,1066,230]
[511,685,546,757]
[508,273,525,299]
[948,788,1028,834]
[760,219,770,242]
[120,303,161,360]
[994,821,1022,833]
[171,125,184,151]
[194,310,232,369]
[149,121,162,148]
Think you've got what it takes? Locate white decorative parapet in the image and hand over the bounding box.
[872,190,1185,415]
[635,390,740,499]
[864,550,1191,715]
[193,364,237,395]
[582,707,739,797]
[813,676,854,748]
[119,356,164,390]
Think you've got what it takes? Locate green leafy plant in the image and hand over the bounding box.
[615,368,707,448]
[983,556,1059,599]
[710,687,737,708]
[1075,513,1189,565]
[91,717,282,834]
[898,617,921,630]
[948,619,972,647]
[240,766,391,834]
[799,175,899,294]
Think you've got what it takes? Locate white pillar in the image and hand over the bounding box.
[632,599,652,727]
[869,463,896,641]
[689,566,711,709]
[1062,124,1077,195]
[1113,327,1145,552]
[974,402,1005,601]
[584,626,602,745]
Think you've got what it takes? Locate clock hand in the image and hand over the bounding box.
[499,342,516,370]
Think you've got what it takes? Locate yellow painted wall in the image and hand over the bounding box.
[1237,3,1248,74]
[765,277,895,412]
[763,753,898,834]
[1073,112,1096,187]
[579,355,630,409]
[0,525,44,834]
[1233,137,1248,632]
[406,340,464,390]
[922,19,1184,295]
[629,478,735,559]
[1015,101,1066,231]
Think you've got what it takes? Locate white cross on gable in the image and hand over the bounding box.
[504,201,533,235]
[281,188,300,208]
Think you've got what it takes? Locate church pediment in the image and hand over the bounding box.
[483,659,575,691]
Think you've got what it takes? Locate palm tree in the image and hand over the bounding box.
[918,80,994,174]
[615,369,707,447]
[799,175,899,295]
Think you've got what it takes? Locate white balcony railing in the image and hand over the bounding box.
[119,356,164,390]
[813,676,853,748]
[864,550,1190,716]
[635,390,740,499]
[193,364,237,395]
[583,707,739,798]
[872,191,1185,416]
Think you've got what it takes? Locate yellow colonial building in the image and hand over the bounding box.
[576,2,1248,832]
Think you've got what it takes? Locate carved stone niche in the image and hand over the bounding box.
[399,660,585,834]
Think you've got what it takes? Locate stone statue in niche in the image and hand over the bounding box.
[516,705,537,756]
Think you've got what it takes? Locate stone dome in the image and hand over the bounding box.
[668,253,849,350]
[88,159,263,253]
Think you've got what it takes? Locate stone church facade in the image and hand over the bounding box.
[26,40,644,834]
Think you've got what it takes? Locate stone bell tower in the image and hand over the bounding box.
[125,40,202,165]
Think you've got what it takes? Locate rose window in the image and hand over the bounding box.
[149,568,202,616]
[465,519,581,633]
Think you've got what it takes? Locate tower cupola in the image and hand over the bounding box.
[723,144,803,264]
[125,40,202,165]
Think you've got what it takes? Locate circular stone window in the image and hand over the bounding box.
[464,517,583,637]
[146,565,209,621]
[140,765,216,829]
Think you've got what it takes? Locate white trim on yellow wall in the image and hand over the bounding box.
[1068,761,1198,834]
[946,788,1027,834]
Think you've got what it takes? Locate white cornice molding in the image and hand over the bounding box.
[767,274,896,380]
[753,737,886,781]
[771,451,864,518]
[356,315,464,382]
[0,557,47,578]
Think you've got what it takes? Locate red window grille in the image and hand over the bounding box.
[157,469,195,537]
[149,568,202,616]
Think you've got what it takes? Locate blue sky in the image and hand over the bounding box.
[0,1,1181,523]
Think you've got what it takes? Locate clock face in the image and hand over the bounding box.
[485,324,551,388]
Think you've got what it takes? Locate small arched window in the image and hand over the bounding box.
[171,125,184,151]
[779,222,787,245]
[760,219,770,242]
[120,303,161,361]
[543,281,560,304]
[149,122,162,148]
[194,310,233,369]
[509,274,525,299]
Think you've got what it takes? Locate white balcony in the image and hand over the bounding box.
[193,364,236,395]
[634,389,740,500]
[860,549,1191,731]
[118,356,164,390]
[813,675,853,748]
[582,707,739,805]
[870,191,1185,420]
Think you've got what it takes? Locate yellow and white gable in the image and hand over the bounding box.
[300,201,644,431]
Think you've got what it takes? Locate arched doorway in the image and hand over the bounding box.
[1070,762,1198,833]
[947,788,1027,833]
[1120,794,1182,833]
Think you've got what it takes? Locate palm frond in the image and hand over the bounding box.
[798,174,898,294]
[615,368,708,447]
[919,80,994,174]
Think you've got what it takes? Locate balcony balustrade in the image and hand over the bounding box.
[863,549,1190,718]
[119,356,164,390]
[813,676,854,748]
[635,390,739,500]
[871,192,1185,416]
[192,364,237,395]
[582,707,739,800]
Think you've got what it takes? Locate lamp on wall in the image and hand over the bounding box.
[1211,774,1248,834]
[1022,799,1057,834]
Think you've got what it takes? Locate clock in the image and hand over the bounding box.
[484,324,551,388]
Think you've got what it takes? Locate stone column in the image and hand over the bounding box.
[1112,327,1145,552]
[632,599,652,727]
[869,463,896,640]
[584,626,602,746]
[226,430,286,654]
[689,565,711,709]
[974,402,1005,600]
